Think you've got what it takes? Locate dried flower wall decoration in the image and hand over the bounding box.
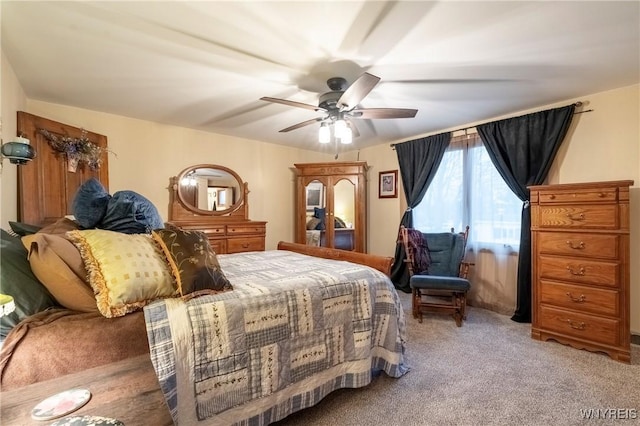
[38,128,113,171]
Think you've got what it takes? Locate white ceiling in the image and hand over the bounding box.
[2,1,639,154]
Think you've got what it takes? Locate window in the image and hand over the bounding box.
[413,134,522,251]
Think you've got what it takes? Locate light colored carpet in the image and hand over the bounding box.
[276,291,640,426]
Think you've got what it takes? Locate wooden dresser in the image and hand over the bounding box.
[529,180,633,363]
[167,165,266,254]
[166,217,266,254]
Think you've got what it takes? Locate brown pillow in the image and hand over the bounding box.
[21,233,98,313]
[38,217,81,235]
[152,228,232,297]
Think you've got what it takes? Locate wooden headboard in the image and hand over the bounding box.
[16,112,109,226]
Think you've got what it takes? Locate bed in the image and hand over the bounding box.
[146,244,406,424]
[0,238,407,425]
[1,115,407,424]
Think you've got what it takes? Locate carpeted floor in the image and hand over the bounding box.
[276,291,640,426]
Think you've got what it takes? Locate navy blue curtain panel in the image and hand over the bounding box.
[477,104,576,323]
[391,133,451,292]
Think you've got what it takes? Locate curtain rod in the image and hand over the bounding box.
[390,102,591,148]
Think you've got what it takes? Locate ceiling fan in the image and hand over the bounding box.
[260,72,418,144]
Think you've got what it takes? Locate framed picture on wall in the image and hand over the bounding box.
[379,170,398,198]
[306,182,324,211]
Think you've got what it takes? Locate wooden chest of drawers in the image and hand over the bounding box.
[529,180,633,363]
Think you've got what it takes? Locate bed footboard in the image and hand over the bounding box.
[276,241,393,277]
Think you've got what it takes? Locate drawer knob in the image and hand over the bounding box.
[565,292,586,303]
[565,212,585,221]
[549,194,556,200]
[566,240,585,250]
[566,266,585,276]
[562,319,586,330]
[242,243,249,248]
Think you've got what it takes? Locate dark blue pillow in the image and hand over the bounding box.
[98,190,164,234]
[313,207,326,230]
[72,178,111,228]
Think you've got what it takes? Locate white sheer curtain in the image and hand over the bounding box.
[413,133,520,314]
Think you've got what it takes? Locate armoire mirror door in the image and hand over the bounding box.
[331,178,356,251]
[303,178,327,247]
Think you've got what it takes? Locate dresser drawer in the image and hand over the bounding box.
[227,237,265,253]
[172,223,225,236]
[538,255,619,288]
[205,226,226,235]
[227,225,265,235]
[537,205,619,229]
[207,238,226,255]
[538,305,619,346]
[539,280,619,317]
[537,232,619,259]
[537,187,618,204]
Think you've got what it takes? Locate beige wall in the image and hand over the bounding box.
[1,51,27,228]
[361,83,640,333]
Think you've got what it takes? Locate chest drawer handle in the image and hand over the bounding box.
[562,319,586,330]
[566,266,585,276]
[566,240,585,250]
[565,213,585,221]
[548,194,556,200]
[242,243,249,248]
[565,292,586,303]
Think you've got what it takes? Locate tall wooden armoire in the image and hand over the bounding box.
[294,162,368,252]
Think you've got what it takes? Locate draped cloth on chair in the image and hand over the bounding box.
[477,104,576,323]
[391,133,451,292]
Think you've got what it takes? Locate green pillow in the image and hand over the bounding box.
[9,221,42,236]
[0,229,57,338]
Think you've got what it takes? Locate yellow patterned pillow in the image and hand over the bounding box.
[67,229,176,318]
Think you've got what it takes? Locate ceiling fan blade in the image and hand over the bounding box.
[279,117,324,133]
[350,108,417,119]
[337,72,381,110]
[260,97,325,112]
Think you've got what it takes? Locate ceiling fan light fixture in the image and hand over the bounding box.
[334,118,347,139]
[260,72,418,145]
[340,126,353,145]
[318,122,330,144]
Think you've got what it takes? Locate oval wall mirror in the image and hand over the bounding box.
[176,164,244,215]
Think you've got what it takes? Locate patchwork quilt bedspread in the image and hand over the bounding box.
[144,250,408,425]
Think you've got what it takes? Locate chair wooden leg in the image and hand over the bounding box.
[460,292,468,320]
[412,288,422,323]
[452,292,467,327]
[453,311,463,327]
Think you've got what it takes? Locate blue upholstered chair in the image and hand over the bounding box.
[400,226,472,327]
